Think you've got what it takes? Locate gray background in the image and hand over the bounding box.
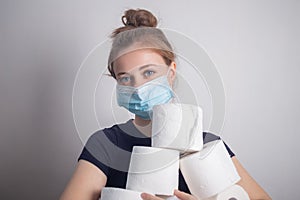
[1,0,299,199]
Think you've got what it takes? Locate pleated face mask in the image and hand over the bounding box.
[116,71,174,120]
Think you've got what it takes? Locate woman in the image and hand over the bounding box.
[60,8,271,200]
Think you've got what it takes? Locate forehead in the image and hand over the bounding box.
[114,49,165,73]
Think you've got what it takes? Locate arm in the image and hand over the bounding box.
[232,156,272,200]
[60,160,107,200]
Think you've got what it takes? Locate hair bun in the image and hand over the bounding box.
[121,8,157,28]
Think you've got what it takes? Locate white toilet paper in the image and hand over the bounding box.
[180,140,241,199]
[100,187,142,200]
[204,184,250,200]
[152,103,203,153]
[126,146,179,195]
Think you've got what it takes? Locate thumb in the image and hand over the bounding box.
[173,189,194,200]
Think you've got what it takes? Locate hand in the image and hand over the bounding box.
[140,193,163,200]
[173,189,197,200]
[141,189,197,200]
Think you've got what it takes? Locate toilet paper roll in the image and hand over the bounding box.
[100,187,142,200]
[180,140,241,199]
[126,146,179,195]
[152,103,203,153]
[205,184,250,200]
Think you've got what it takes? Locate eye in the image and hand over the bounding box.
[118,76,131,84]
[144,70,155,78]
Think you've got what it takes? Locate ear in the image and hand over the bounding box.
[168,61,177,86]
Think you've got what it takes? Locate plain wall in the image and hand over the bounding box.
[0,0,299,199]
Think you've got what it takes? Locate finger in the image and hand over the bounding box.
[141,192,163,200]
[174,189,195,200]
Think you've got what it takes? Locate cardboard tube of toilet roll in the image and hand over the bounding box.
[152,103,203,153]
[126,146,179,195]
[100,187,142,200]
[205,184,250,200]
[180,140,241,199]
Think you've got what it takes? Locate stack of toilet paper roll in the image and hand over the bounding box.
[100,103,249,200]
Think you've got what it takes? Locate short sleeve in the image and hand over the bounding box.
[78,130,114,177]
[78,147,110,176]
[223,141,235,157]
[203,132,235,158]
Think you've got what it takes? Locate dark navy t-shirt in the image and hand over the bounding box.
[78,119,235,194]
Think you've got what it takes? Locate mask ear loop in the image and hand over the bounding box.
[165,66,180,104]
[165,66,173,84]
[166,66,171,76]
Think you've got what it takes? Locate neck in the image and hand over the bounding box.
[133,116,152,137]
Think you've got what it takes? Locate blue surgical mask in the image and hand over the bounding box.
[116,73,174,119]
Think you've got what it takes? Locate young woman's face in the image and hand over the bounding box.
[113,49,176,87]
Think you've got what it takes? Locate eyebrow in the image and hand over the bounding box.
[116,63,163,77]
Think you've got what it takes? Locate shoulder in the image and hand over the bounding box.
[84,121,125,148]
[86,119,143,150]
[89,120,127,143]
